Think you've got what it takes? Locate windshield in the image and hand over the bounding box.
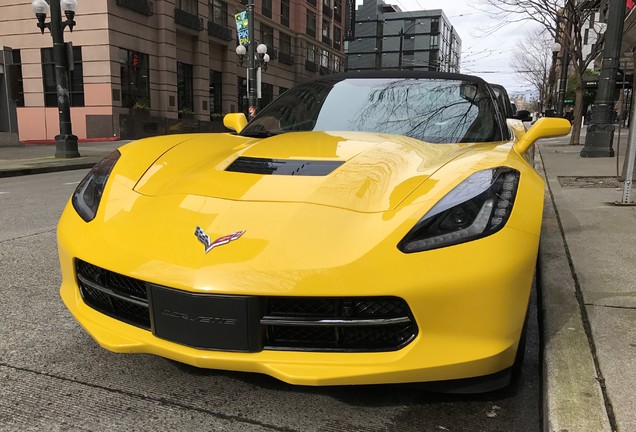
[241,77,506,143]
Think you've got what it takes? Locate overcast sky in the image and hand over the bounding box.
[356,0,545,96]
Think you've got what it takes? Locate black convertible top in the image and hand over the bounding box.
[306,70,487,85]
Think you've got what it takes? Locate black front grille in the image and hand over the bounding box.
[75,259,150,329]
[74,261,417,352]
[262,297,417,352]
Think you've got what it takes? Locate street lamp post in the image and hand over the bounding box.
[32,0,80,158]
[398,22,420,71]
[236,40,270,118]
[581,0,626,157]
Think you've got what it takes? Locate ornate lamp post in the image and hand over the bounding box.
[31,0,80,158]
[236,42,270,118]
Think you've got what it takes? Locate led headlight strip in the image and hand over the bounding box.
[398,167,520,253]
[72,151,121,222]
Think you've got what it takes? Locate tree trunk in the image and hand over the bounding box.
[569,85,585,145]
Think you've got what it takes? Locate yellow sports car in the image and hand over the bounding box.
[58,72,570,392]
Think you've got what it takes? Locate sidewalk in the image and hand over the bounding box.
[537,129,636,432]
[0,141,128,178]
[0,133,634,431]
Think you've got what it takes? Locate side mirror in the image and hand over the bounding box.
[223,113,248,133]
[513,117,571,154]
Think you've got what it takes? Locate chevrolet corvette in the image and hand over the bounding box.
[58,71,570,392]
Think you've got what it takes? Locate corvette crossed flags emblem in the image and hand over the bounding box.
[195,227,245,254]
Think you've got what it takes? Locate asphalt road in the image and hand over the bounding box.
[0,170,541,432]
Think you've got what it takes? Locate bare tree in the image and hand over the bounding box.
[510,29,555,113]
[481,0,606,145]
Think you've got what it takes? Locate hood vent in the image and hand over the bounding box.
[226,157,344,176]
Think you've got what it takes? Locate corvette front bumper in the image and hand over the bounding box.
[58,198,538,387]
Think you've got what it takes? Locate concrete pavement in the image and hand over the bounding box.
[0,133,634,431]
[537,129,635,432]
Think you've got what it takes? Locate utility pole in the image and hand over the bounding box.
[581,0,626,157]
[247,0,257,119]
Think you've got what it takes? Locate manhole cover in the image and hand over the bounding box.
[557,176,622,188]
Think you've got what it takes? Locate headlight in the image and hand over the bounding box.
[72,151,120,222]
[398,167,520,253]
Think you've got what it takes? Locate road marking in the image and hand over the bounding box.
[63,181,81,185]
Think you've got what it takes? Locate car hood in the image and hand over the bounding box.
[133,131,471,213]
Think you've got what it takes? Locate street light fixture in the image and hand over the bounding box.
[236,41,270,117]
[31,0,80,158]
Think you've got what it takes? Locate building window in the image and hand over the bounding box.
[177,0,197,14]
[431,18,439,35]
[120,48,150,109]
[322,20,330,44]
[430,35,438,48]
[333,26,341,50]
[321,49,328,67]
[306,11,316,37]
[237,77,247,115]
[262,0,272,18]
[208,0,227,26]
[333,0,342,21]
[334,56,340,72]
[41,46,84,107]
[177,62,194,116]
[280,33,292,54]
[209,70,222,115]
[11,50,25,107]
[260,82,274,108]
[261,24,274,50]
[306,43,316,63]
[281,0,290,27]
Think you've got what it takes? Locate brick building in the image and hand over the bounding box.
[0,0,346,141]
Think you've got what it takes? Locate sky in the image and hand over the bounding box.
[356,0,545,96]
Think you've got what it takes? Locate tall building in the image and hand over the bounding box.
[0,0,346,141]
[346,0,461,73]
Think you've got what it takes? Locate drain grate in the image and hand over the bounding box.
[557,176,622,188]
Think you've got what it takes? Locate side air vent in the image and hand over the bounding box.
[226,157,343,176]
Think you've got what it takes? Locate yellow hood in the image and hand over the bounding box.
[134,131,470,213]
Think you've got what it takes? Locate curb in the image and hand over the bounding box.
[22,137,121,145]
[536,144,612,432]
[0,161,98,179]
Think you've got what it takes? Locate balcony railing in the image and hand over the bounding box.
[279,52,294,66]
[305,60,318,72]
[207,21,232,41]
[174,8,203,31]
[116,0,153,16]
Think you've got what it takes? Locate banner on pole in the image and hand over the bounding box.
[235,11,250,46]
